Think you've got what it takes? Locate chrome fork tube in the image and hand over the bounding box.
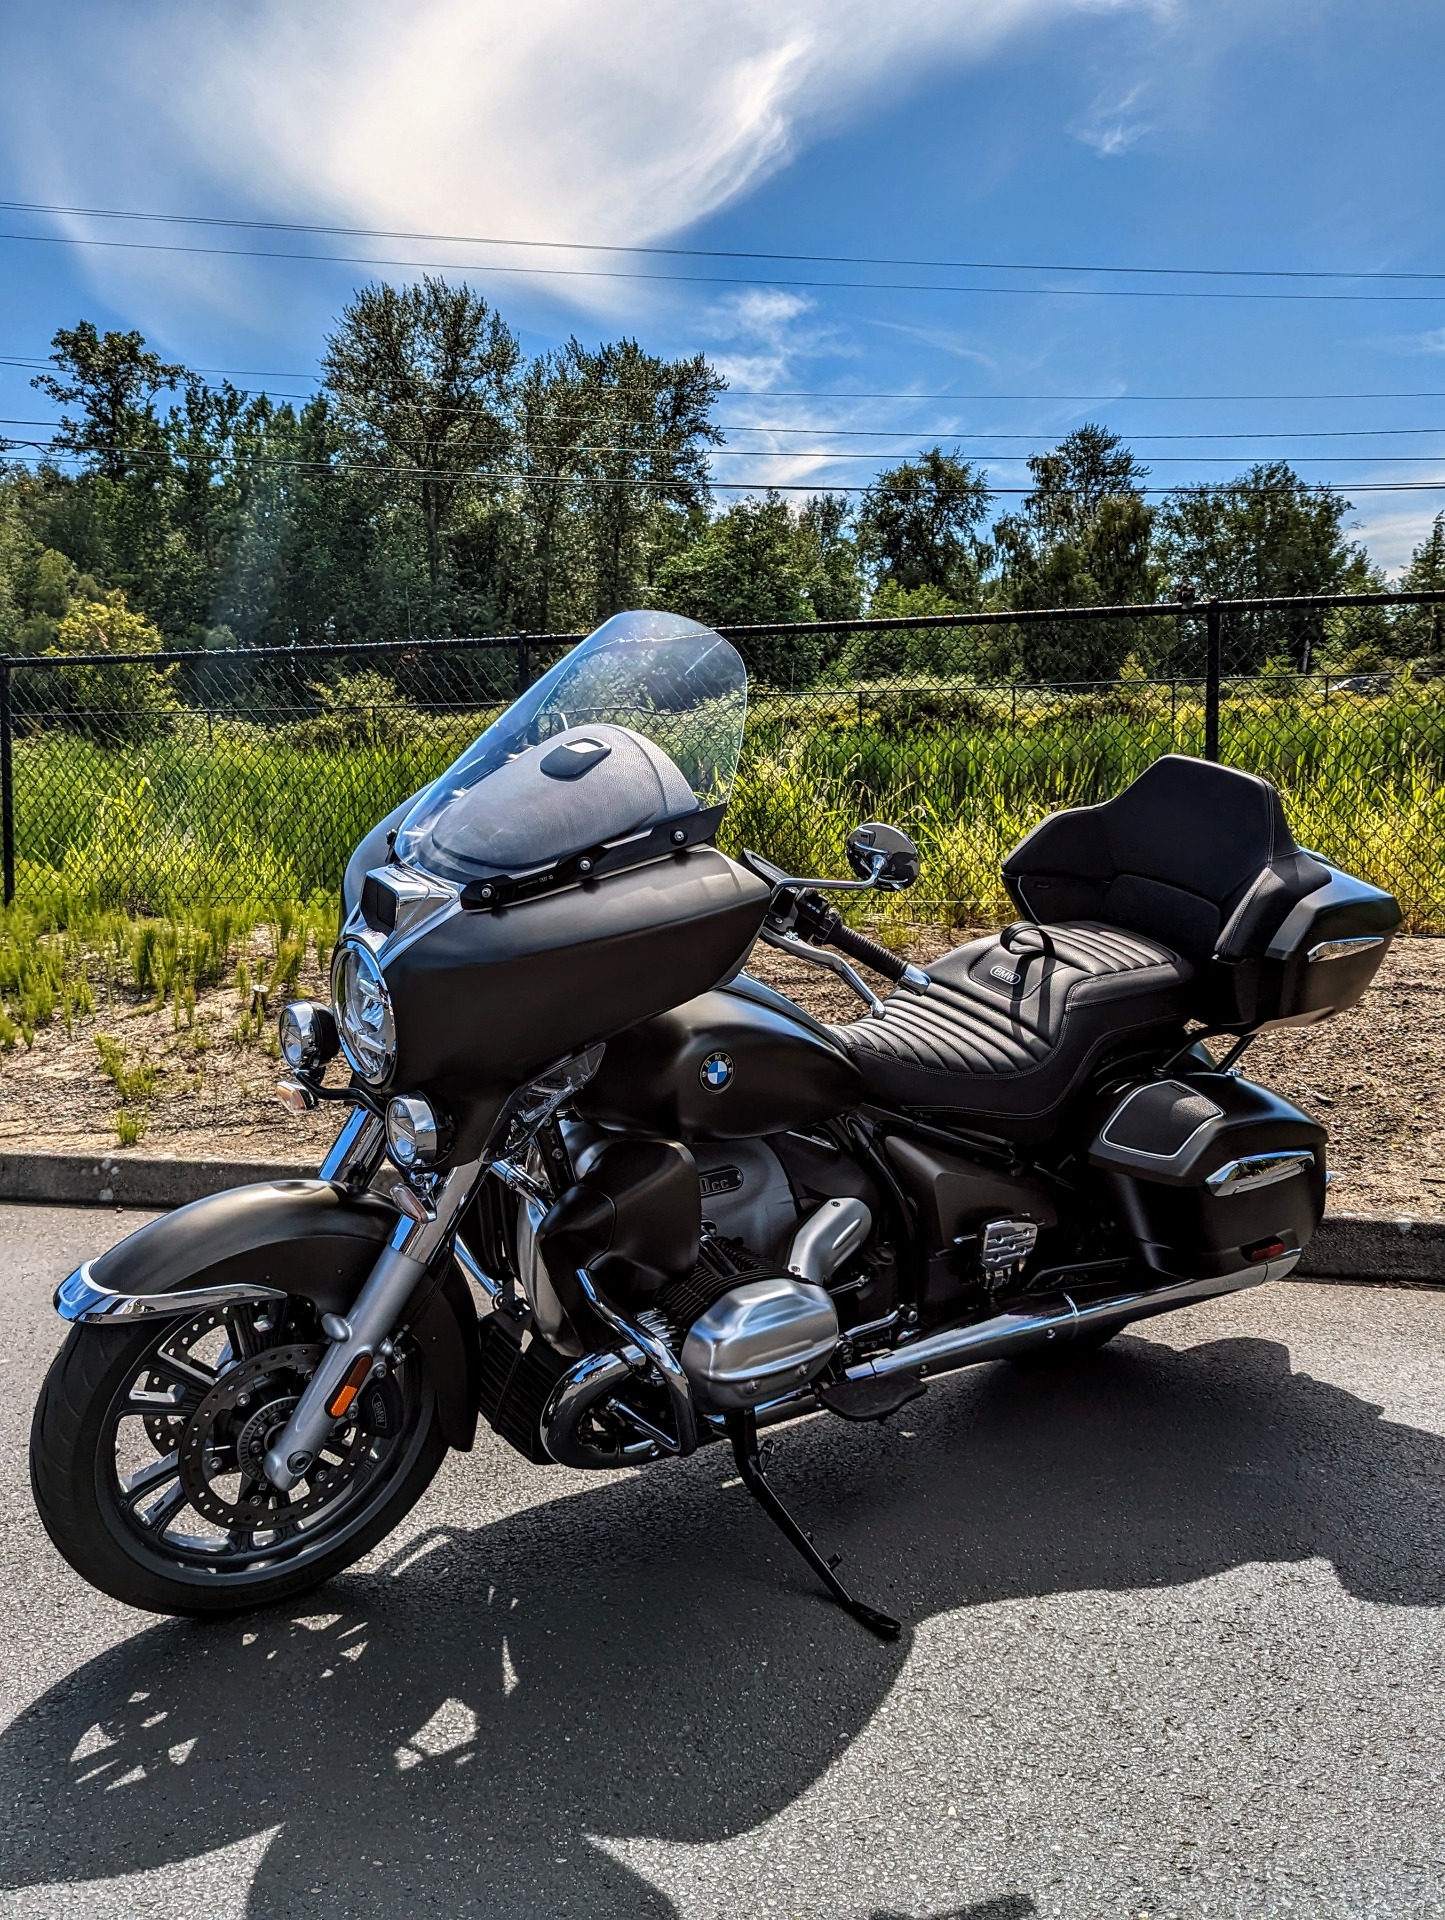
[263,1156,483,1490]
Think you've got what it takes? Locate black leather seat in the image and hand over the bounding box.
[832,756,1331,1139]
[834,920,1193,1139]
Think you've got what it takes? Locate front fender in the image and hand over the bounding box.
[84,1180,482,1450]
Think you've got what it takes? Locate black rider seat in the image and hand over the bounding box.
[831,756,1333,1141]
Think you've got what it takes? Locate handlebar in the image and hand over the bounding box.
[828,920,912,985]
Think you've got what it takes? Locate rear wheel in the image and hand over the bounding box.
[30,1287,447,1615]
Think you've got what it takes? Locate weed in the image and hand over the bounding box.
[114,1107,149,1147]
[94,1034,160,1103]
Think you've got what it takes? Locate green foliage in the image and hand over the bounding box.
[45,592,179,743]
[856,449,992,602]
[993,426,1160,680]
[94,1032,159,1102]
[1155,463,1362,672]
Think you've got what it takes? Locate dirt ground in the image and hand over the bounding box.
[1,926,1440,1218]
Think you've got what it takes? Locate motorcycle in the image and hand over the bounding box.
[31,611,1402,1638]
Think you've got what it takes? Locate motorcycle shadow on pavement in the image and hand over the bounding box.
[3,1330,1440,1918]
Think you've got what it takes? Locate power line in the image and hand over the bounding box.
[7,440,1445,494]
[5,227,1445,302]
[7,355,1445,405]
[3,197,1440,284]
[14,410,1445,443]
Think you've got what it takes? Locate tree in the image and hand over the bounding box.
[992,425,1157,680]
[856,449,991,602]
[322,278,521,595]
[1155,462,1360,672]
[32,324,183,484]
[1392,513,1445,667]
[569,338,723,623]
[46,591,178,743]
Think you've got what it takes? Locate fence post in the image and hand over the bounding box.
[516,637,531,699]
[1204,599,1222,762]
[0,660,13,906]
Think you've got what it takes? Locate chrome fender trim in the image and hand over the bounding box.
[55,1262,286,1326]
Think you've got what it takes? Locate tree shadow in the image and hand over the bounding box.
[3,1333,1440,1917]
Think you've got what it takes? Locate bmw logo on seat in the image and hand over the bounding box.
[700,1051,734,1092]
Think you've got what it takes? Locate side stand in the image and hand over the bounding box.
[726,1409,901,1642]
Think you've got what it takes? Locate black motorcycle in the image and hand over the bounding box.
[31,611,1402,1638]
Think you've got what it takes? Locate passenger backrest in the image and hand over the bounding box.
[1001,756,1331,968]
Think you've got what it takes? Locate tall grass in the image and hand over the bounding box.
[7,679,1445,927]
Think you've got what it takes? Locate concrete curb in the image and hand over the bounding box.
[0,1151,311,1211]
[3,1154,1443,1286]
[1297,1210,1445,1286]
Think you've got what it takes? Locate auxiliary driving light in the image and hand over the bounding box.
[279,1001,340,1072]
[385,1094,449,1170]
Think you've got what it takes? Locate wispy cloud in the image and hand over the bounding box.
[1,0,1159,326]
[1071,81,1154,156]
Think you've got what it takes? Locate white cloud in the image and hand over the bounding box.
[1071,81,1155,155]
[3,0,1157,325]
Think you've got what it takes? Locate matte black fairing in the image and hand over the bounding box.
[383,848,771,1150]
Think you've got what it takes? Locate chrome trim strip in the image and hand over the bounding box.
[1098,1081,1224,1159]
[54,1263,285,1325]
[453,1232,502,1305]
[1306,934,1384,964]
[319,1105,386,1187]
[1204,1150,1316,1196]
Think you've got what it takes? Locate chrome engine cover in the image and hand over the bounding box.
[680,1276,839,1412]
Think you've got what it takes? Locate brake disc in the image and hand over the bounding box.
[176,1342,374,1531]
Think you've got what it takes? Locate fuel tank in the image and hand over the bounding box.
[576,982,863,1142]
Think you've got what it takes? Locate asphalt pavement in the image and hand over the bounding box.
[0,1203,1441,1919]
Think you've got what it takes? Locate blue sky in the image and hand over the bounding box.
[2,0,1444,567]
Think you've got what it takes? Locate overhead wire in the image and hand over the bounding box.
[2,197,1441,283]
[3,227,1445,301]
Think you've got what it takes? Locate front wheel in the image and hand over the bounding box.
[30,1287,447,1615]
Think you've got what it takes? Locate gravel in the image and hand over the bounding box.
[4,920,1440,1219]
[1,1205,1441,1918]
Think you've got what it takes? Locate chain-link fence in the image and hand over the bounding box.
[4,588,1444,926]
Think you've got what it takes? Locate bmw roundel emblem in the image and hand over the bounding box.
[700,1051,734,1092]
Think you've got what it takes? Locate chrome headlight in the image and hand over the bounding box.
[330,938,396,1085]
[279,1000,339,1072]
[385,1094,449,1169]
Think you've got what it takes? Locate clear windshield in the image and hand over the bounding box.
[393,610,748,886]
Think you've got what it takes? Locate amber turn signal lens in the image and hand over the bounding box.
[326,1352,376,1419]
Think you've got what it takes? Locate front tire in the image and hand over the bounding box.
[30,1287,447,1615]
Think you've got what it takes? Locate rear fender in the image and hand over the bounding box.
[85,1179,482,1450]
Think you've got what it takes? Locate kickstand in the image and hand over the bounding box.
[726,1409,901,1641]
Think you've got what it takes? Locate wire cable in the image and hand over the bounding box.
[4,228,1445,302]
[3,197,1441,283]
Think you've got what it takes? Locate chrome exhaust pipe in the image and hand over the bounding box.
[844,1259,1292,1388]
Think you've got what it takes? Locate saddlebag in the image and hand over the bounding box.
[1089,1073,1326,1281]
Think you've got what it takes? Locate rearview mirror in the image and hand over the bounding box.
[845,821,920,892]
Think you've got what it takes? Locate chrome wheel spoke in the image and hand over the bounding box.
[119,1451,181,1510]
[148,1350,219,1397]
[144,1479,191,1532]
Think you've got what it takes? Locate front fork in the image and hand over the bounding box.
[262,1111,483,1491]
